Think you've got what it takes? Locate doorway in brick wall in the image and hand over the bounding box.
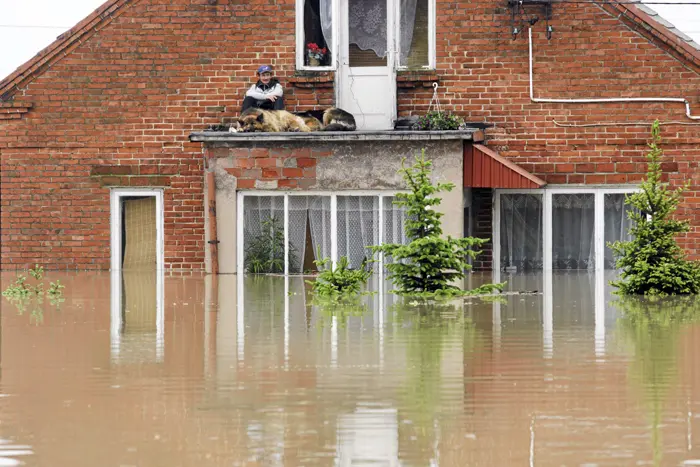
[110,189,164,271]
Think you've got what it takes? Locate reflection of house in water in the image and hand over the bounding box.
[110,270,164,363]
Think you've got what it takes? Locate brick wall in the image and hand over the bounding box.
[1,0,699,270]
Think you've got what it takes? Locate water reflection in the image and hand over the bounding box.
[0,270,699,466]
[110,270,164,363]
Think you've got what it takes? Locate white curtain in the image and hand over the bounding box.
[309,196,332,266]
[337,196,379,269]
[349,0,388,57]
[320,0,333,56]
[552,194,595,270]
[500,194,543,272]
[399,0,419,65]
[381,196,408,273]
[604,194,635,269]
[242,196,285,272]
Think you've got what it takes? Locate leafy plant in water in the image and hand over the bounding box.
[2,264,65,324]
[371,151,505,299]
[244,217,298,274]
[615,295,700,466]
[307,254,373,298]
[608,120,700,296]
[413,111,464,131]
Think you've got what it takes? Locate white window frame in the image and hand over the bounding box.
[296,0,340,70]
[237,190,406,275]
[395,0,436,70]
[493,186,640,273]
[110,188,164,272]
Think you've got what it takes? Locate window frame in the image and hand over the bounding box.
[296,0,340,71]
[237,190,407,275]
[394,0,436,70]
[493,186,641,273]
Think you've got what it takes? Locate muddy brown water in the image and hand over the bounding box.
[0,271,699,466]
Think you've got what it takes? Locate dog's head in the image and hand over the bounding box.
[238,111,266,133]
[228,120,242,133]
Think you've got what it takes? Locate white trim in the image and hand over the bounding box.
[237,192,245,275]
[492,191,501,275]
[296,0,338,71]
[494,187,640,272]
[594,191,605,272]
[110,188,164,272]
[543,191,553,272]
[284,195,290,276]
[331,194,338,265]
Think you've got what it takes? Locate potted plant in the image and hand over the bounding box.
[307,43,327,67]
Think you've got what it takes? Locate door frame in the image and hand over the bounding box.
[110,188,164,272]
[335,0,397,128]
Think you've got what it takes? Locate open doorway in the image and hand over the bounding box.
[110,189,164,271]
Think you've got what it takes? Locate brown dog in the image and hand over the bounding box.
[238,108,311,132]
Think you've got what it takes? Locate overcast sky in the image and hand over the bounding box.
[0,0,699,80]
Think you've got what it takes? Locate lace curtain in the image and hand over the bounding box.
[320,0,333,56]
[337,196,380,269]
[348,0,418,63]
[288,196,331,274]
[552,194,595,270]
[500,194,543,272]
[603,194,635,269]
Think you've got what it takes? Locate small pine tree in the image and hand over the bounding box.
[609,120,700,296]
[372,151,504,298]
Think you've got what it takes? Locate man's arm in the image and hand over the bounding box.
[245,85,267,100]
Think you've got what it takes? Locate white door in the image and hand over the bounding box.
[337,0,396,130]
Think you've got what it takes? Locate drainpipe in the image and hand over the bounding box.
[528,28,700,120]
[206,166,220,275]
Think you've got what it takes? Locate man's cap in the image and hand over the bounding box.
[257,65,273,74]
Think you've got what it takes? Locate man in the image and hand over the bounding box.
[241,65,285,112]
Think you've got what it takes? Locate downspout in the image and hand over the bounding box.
[206,164,220,275]
[528,28,700,120]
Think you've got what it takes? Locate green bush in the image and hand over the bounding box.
[307,255,373,298]
[609,121,700,296]
[244,217,298,274]
[371,151,504,298]
[414,111,464,131]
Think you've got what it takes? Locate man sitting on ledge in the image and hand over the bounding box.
[241,65,285,112]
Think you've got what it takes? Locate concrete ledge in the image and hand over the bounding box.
[189,129,484,143]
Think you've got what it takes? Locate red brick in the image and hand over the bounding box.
[282,168,304,178]
[297,158,316,168]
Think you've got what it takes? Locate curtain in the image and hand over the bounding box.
[552,194,595,270]
[309,196,332,265]
[500,194,543,272]
[604,194,635,269]
[399,0,419,65]
[337,196,379,269]
[349,0,388,57]
[320,0,333,56]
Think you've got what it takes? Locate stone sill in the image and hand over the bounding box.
[288,72,335,88]
[396,70,440,88]
[190,129,483,144]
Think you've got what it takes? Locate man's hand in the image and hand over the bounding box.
[267,95,278,102]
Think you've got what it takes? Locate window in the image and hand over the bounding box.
[398,0,434,69]
[296,0,336,69]
[238,192,408,274]
[494,188,639,272]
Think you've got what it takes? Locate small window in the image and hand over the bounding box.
[398,0,434,69]
[297,0,335,68]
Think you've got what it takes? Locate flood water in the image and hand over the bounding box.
[1,270,699,466]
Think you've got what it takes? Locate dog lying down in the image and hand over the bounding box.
[230,107,356,133]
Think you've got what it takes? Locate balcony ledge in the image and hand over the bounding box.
[189,129,484,144]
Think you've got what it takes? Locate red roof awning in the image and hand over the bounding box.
[464,144,546,189]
